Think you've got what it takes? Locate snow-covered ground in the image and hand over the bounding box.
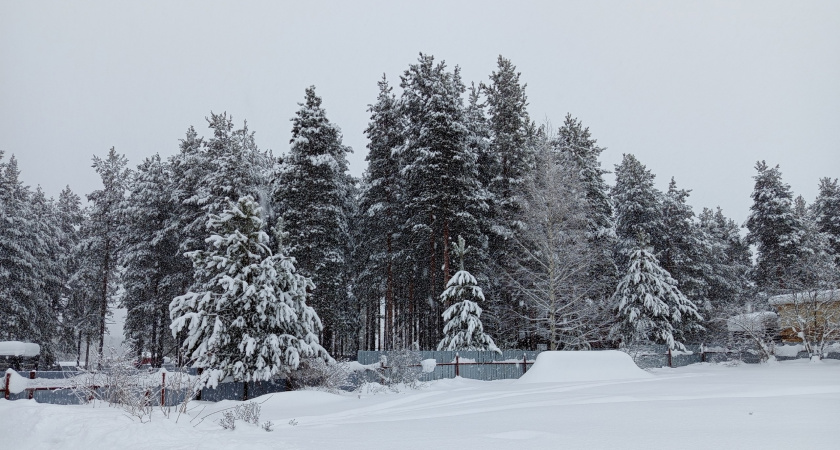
[2,356,839,449]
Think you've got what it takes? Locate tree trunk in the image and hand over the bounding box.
[386,234,394,351]
[97,237,111,362]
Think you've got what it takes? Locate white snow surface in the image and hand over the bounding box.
[2,360,840,449]
[518,351,652,383]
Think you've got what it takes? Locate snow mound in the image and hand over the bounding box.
[517,351,651,384]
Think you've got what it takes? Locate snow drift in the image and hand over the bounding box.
[517,351,651,383]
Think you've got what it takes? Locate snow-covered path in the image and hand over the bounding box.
[3,360,839,449]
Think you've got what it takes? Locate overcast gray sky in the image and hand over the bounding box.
[2,0,838,226]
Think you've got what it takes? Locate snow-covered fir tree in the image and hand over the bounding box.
[611,235,703,350]
[274,86,355,355]
[437,236,500,353]
[745,161,804,292]
[170,196,330,388]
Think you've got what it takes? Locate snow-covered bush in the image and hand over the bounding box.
[287,357,353,393]
[380,349,424,390]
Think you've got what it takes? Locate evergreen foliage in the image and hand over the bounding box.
[275,86,355,355]
[745,161,804,291]
[170,196,330,387]
[611,238,703,350]
[437,237,500,353]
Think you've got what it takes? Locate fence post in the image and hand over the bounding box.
[28,370,36,399]
[668,347,673,368]
[700,344,706,363]
[4,372,10,400]
[196,368,203,401]
[455,353,460,377]
[160,372,166,406]
[522,354,528,375]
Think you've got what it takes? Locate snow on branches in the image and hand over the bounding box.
[170,196,330,388]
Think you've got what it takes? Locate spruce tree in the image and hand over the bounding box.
[611,236,702,350]
[437,237,500,353]
[275,86,355,355]
[170,196,330,387]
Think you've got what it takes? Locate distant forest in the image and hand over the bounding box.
[2,54,838,370]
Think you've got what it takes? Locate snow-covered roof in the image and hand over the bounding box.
[0,341,40,357]
[767,289,840,306]
[726,311,778,332]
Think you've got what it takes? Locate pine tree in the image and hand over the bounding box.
[120,154,181,365]
[275,86,355,355]
[482,57,533,346]
[398,53,489,349]
[437,237,500,353]
[611,237,702,350]
[83,147,131,360]
[170,196,330,387]
[745,161,804,291]
[355,75,404,350]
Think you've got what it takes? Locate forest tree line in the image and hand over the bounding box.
[2,54,839,369]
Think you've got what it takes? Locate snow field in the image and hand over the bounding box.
[2,359,839,449]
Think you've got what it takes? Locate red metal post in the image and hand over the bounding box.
[28,370,36,399]
[455,354,460,377]
[160,372,166,406]
[4,372,10,400]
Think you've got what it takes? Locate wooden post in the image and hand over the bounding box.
[4,372,10,400]
[160,372,166,406]
[668,348,673,368]
[28,370,36,400]
[522,354,528,375]
[455,354,460,377]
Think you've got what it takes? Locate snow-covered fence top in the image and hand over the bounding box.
[358,350,541,382]
[768,289,840,306]
[0,341,40,357]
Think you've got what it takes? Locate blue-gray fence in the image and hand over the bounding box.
[2,370,286,405]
